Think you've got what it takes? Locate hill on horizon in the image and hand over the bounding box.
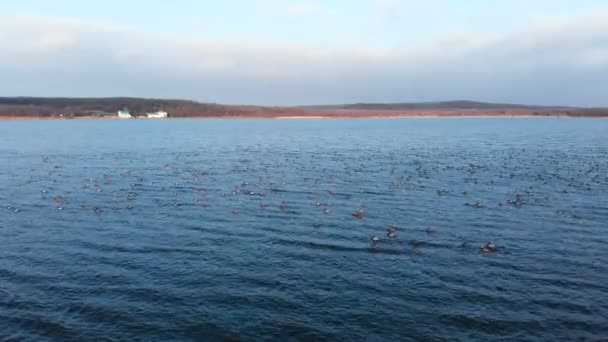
[301,100,580,110]
[0,97,606,118]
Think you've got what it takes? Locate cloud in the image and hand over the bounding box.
[0,11,607,106]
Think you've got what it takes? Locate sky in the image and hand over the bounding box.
[1,0,607,106]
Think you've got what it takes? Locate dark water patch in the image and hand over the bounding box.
[438,314,546,339]
[0,311,82,340]
[271,237,376,254]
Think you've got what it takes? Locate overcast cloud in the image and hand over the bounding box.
[0,8,607,106]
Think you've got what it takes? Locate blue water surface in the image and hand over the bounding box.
[1,118,607,341]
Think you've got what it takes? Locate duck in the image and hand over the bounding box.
[480,241,497,253]
[371,235,380,243]
[386,225,397,238]
[473,201,485,208]
[425,226,434,234]
[352,209,364,218]
[411,240,422,248]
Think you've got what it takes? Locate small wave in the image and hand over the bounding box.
[271,237,411,256]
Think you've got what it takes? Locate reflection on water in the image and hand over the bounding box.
[1,118,607,341]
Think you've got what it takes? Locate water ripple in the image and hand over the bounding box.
[1,118,607,340]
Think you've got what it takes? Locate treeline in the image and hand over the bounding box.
[0,97,291,118]
[306,100,538,110]
[303,100,608,117]
[0,97,606,118]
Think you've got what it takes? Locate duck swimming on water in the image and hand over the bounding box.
[352,209,364,219]
[481,241,498,253]
[371,235,380,249]
[386,225,397,238]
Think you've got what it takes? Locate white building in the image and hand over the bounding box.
[146,111,169,119]
[117,110,132,119]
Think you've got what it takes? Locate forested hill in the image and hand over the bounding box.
[0,97,606,118]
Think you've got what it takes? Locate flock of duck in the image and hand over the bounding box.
[5,149,606,258]
[357,209,500,254]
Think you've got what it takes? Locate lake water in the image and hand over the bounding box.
[1,118,607,341]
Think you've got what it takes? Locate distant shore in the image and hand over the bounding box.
[0,116,107,121]
[1,114,605,121]
[2,97,607,119]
